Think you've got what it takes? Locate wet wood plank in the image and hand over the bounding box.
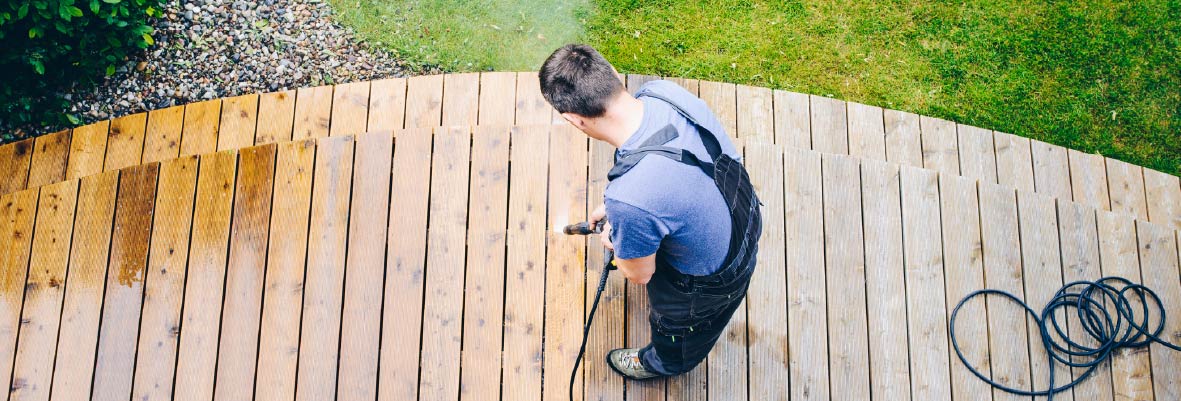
[1096,210,1155,401]
[460,125,511,400]
[1136,221,1181,400]
[91,163,158,401]
[860,160,911,401]
[745,141,788,401]
[899,166,952,401]
[131,156,198,401]
[442,73,480,127]
[256,90,296,144]
[1105,158,1148,220]
[822,153,870,400]
[0,139,33,195]
[542,125,587,401]
[1031,140,1072,200]
[217,94,259,150]
[255,139,315,401]
[919,116,959,175]
[142,106,185,164]
[515,72,554,125]
[664,77,700,96]
[368,78,407,131]
[736,84,773,140]
[810,95,848,154]
[884,110,922,167]
[27,130,72,188]
[213,144,277,401]
[406,75,444,128]
[7,180,76,401]
[1068,149,1111,211]
[784,147,827,401]
[103,113,147,171]
[292,85,333,140]
[478,72,516,125]
[48,172,117,401]
[1017,191,1073,401]
[699,80,737,139]
[377,128,433,401]
[773,90,810,149]
[585,138,626,401]
[1056,200,1115,401]
[295,135,355,401]
[501,125,548,401]
[180,99,222,157]
[173,150,237,401]
[978,182,1034,401]
[1144,168,1181,229]
[330,81,371,136]
[957,124,997,183]
[65,120,109,180]
[937,174,991,401]
[847,102,886,161]
[994,131,1035,193]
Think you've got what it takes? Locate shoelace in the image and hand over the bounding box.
[620,352,645,371]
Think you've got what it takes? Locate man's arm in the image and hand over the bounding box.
[599,222,656,285]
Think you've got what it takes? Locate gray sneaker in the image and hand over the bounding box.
[606,348,663,380]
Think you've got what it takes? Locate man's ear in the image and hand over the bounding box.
[561,112,586,130]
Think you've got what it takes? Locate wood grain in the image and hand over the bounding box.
[898,166,952,401]
[883,110,922,167]
[478,72,516,125]
[330,81,371,136]
[27,130,72,188]
[784,147,828,401]
[368,78,407,131]
[810,95,848,154]
[65,120,109,180]
[938,174,991,401]
[292,85,333,140]
[860,160,911,401]
[256,90,297,144]
[847,102,886,161]
[773,90,810,149]
[406,74,444,128]
[142,106,185,163]
[217,94,260,150]
[822,153,870,400]
[180,99,222,157]
[442,72,480,127]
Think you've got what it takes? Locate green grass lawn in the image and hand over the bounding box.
[331,0,1180,175]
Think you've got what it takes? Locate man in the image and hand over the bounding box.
[539,44,762,380]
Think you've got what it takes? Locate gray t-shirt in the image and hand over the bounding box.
[604,81,739,276]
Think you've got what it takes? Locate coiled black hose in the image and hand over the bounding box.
[949,276,1181,401]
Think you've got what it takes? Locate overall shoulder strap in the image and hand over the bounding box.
[607,124,716,181]
[635,91,726,162]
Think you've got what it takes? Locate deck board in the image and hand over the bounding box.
[784,148,828,401]
[543,126,588,401]
[218,94,260,150]
[142,106,185,164]
[0,189,38,397]
[860,160,912,401]
[180,99,222,157]
[1096,211,1155,401]
[0,139,33,195]
[938,174,991,401]
[822,154,871,400]
[65,121,109,180]
[746,142,789,401]
[103,113,147,171]
[899,166,952,401]
[1056,201,1116,401]
[502,125,548,401]
[27,130,72,188]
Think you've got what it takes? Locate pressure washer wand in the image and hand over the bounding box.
[564,220,614,401]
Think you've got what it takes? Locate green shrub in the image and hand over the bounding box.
[0,0,162,142]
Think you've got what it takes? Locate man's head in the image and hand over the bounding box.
[539,44,628,138]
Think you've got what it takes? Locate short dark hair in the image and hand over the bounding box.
[539,44,624,118]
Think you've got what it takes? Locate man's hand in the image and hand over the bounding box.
[590,203,607,226]
[600,221,614,251]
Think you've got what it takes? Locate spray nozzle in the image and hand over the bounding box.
[562,220,604,235]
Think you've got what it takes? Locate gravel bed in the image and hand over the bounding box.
[21,0,434,136]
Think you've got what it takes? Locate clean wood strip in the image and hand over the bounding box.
[91,163,158,401]
[898,166,952,400]
[699,80,738,139]
[295,135,354,401]
[736,84,773,139]
[0,139,33,195]
[256,90,297,144]
[543,125,588,401]
[1105,158,1148,220]
[1031,140,1073,200]
[292,85,333,140]
[460,125,510,399]
[213,144,277,401]
[1056,200,1115,401]
[994,131,1035,193]
[626,74,659,94]
[255,139,315,401]
[884,110,922,167]
[48,171,117,401]
[1136,221,1181,400]
[65,120,109,180]
[1068,150,1112,211]
[810,95,849,154]
[822,153,871,400]
[337,131,392,400]
[514,72,554,125]
[859,160,911,401]
[784,147,828,401]
[174,150,237,401]
[937,174,991,401]
[367,78,407,131]
[745,142,788,401]
[7,180,77,401]
[418,126,474,401]
[0,189,37,396]
[131,156,198,401]
[103,113,147,171]
[773,90,809,148]
[217,94,259,150]
[180,99,222,157]
[1096,210,1155,401]
[142,106,185,163]
[919,116,959,174]
[477,72,516,125]
[406,74,444,128]
[330,81,371,136]
[978,182,1034,401]
[957,124,998,183]
[584,138,626,401]
[1143,168,1181,229]
[847,102,886,161]
[1017,191,1074,401]
[664,77,700,95]
[442,73,479,127]
[27,130,72,188]
[377,127,432,401]
[501,125,548,401]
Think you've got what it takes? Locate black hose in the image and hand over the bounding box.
[571,250,614,401]
[949,276,1181,401]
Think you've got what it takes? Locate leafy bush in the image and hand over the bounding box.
[0,0,162,142]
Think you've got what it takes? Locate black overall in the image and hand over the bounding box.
[606,92,762,375]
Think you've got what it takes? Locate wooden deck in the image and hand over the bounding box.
[1,73,1180,401]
